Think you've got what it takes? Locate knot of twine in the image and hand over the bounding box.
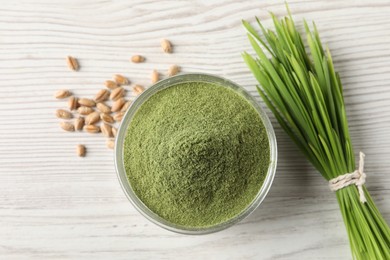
[329,152,367,203]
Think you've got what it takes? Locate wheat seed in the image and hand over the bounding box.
[76,144,86,157]
[131,55,145,63]
[60,122,74,132]
[55,90,71,99]
[66,56,79,71]
[56,109,73,119]
[161,39,172,53]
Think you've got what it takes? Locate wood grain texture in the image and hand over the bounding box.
[1,0,390,259]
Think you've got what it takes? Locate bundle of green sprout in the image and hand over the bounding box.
[242,6,390,260]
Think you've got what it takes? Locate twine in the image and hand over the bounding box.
[329,152,367,203]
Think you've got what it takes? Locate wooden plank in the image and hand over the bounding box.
[0,0,389,259]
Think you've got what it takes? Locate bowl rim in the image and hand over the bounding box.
[114,73,278,235]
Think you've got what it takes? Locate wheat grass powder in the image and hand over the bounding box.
[123,81,270,228]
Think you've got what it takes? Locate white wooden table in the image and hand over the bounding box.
[1,0,389,259]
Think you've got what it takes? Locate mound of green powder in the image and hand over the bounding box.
[123,82,270,228]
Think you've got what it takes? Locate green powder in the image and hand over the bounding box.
[123,82,270,228]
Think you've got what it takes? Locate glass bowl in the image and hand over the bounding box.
[114,73,277,234]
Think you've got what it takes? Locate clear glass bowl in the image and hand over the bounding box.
[114,73,277,234]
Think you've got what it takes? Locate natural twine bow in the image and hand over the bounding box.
[329,152,367,203]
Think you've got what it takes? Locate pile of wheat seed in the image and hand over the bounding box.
[55,39,180,157]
